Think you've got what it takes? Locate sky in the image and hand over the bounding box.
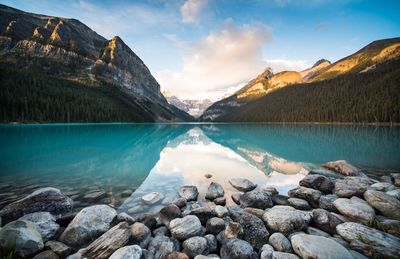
[2,0,400,101]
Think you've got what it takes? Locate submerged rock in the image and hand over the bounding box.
[142,192,164,205]
[205,182,225,200]
[0,187,73,224]
[364,190,400,220]
[262,206,307,234]
[19,211,59,241]
[179,186,199,202]
[333,197,375,225]
[322,160,366,177]
[229,178,257,192]
[32,250,59,259]
[239,190,273,209]
[109,245,142,259]
[169,215,203,241]
[0,220,44,258]
[45,240,72,258]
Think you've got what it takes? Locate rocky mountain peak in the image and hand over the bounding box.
[312,59,331,67]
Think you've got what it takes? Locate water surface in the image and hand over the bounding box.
[0,124,399,215]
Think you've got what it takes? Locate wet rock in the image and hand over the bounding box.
[239,212,269,250]
[190,207,216,225]
[229,178,257,192]
[386,189,400,199]
[220,238,257,259]
[272,194,289,205]
[45,240,72,258]
[268,233,293,253]
[109,245,142,259]
[288,187,322,208]
[370,182,396,192]
[305,226,330,237]
[148,235,180,259]
[142,192,164,205]
[291,234,352,259]
[182,236,209,258]
[159,204,182,226]
[308,168,343,179]
[333,196,375,225]
[318,194,338,212]
[131,222,152,248]
[299,174,334,193]
[244,207,265,218]
[0,220,44,257]
[375,217,400,237]
[137,213,157,229]
[231,192,242,205]
[153,226,170,236]
[121,189,134,198]
[214,205,228,218]
[204,234,217,253]
[322,160,366,177]
[214,197,226,206]
[334,177,372,198]
[179,186,199,202]
[206,217,225,234]
[20,211,59,241]
[363,190,400,220]
[312,209,343,235]
[83,222,131,259]
[262,206,307,234]
[83,191,107,201]
[167,251,190,259]
[239,190,273,209]
[0,187,73,224]
[205,182,225,200]
[33,250,59,259]
[287,198,311,210]
[59,205,117,249]
[224,222,243,239]
[336,222,400,258]
[116,212,136,224]
[169,215,203,241]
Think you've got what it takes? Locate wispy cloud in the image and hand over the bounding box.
[181,0,208,24]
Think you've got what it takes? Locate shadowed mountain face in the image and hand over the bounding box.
[0,4,193,122]
[199,37,400,123]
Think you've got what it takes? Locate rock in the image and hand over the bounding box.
[159,204,182,226]
[312,209,343,235]
[349,250,368,259]
[56,213,77,228]
[229,178,257,192]
[194,255,219,259]
[364,190,400,220]
[393,173,400,187]
[287,198,311,210]
[169,215,203,241]
[291,234,352,259]
[190,207,216,225]
[231,193,242,205]
[319,194,338,212]
[121,189,134,197]
[116,212,136,224]
[45,240,72,258]
[370,182,396,192]
[205,182,225,200]
[333,197,375,225]
[272,194,289,205]
[272,252,300,259]
[220,238,257,259]
[244,207,265,218]
[33,250,59,259]
[148,235,180,259]
[179,186,199,202]
[380,175,393,183]
[238,212,269,250]
[66,248,87,259]
[322,160,366,177]
[0,187,73,224]
[336,222,400,258]
[83,222,131,259]
[334,177,372,198]
[288,187,322,208]
[83,191,107,201]
[299,175,334,193]
[19,212,59,241]
[204,234,217,253]
[268,232,293,253]
[262,206,307,234]
[167,251,190,259]
[386,189,400,199]
[305,226,331,237]
[205,173,212,179]
[224,222,243,239]
[376,217,400,237]
[137,213,157,229]
[262,186,279,195]
[227,206,243,221]
[260,244,274,259]
[308,168,343,179]
[239,190,273,209]
[131,222,151,248]
[109,245,142,259]
[182,236,209,258]
[0,220,44,257]
[206,217,225,234]
[153,226,170,236]
[59,205,117,249]
[214,197,226,206]
[142,192,164,205]
[173,198,187,208]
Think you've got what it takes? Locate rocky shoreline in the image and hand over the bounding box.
[0,160,399,258]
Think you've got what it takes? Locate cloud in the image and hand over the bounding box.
[156,20,273,100]
[265,58,309,72]
[181,0,208,24]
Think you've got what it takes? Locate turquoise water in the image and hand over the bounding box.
[0,124,399,214]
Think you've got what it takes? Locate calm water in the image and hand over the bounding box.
[0,124,399,215]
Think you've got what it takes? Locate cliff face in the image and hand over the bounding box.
[0,4,191,122]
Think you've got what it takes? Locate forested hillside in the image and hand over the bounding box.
[214,59,400,123]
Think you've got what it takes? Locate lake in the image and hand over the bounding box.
[0,123,399,215]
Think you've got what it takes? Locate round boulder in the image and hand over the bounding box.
[182,236,209,258]
[239,190,273,209]
[169,215,203,241]
[205,182,225,200]
[229,178,257,192]
[109,245,142,259]
[19,212,59,241]
[364,190,400,220]
[179,186,199,202]
[262,206,307,234]
[220,238,257,259]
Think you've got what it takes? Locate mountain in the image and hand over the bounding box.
[0,4,193,123]
[200,37,400,123]
[163,91,212,118]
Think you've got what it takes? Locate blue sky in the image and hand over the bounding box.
[2,0,400,100]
